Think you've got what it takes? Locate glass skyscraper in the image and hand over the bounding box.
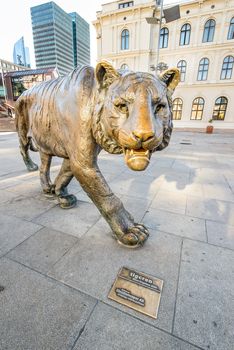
[69,12,90,68]
[31,2,90,76]
[13,37,31,68]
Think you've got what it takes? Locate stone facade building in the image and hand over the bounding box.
[93,0,234,129]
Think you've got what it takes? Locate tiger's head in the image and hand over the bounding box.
[92,61,180,171]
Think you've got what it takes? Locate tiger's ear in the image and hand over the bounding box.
[95,61,120,89]
[159,68,180,93]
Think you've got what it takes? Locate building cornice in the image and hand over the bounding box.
[178,81,234,87]
[158,42,234,55]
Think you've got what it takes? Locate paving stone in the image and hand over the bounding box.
[187,160,201,170]
[18,164,61,183]
[7,227,78,274]
[0,213,42,256]
[0,174,25,189]
[19,170,44,182]
[98,155,126,174]
[143,208,206,241]
[192,169,227,185]
[224,174,234,192]
[171,160,192,173]
[0,189,21,204]
[151,190,187,215]
[0,196,57,221]
[0,149,39,174]
[198,161,230,171]
[34,200,101,237]
[109,177,161,200]
[0,258,96,350]
[143,165,176,179]
[67,177,83,193]
[73,302,198,350]
[206,220,234,250]
[159,177,191,193]
[6,179,42,197]
[203,184,234,202]
[48,219,182,332]
[74,190,93,203]
[160,176,204,197]
[120,194,152,222]
[115,168,164,185]
[163,168,191,182]
[186,196,234,226]
[174,239,234,350]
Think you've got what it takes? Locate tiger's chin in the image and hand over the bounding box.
[123,148,151,171]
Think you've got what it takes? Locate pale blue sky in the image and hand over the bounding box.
[0,0,177,67]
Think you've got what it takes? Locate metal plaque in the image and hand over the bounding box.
[108,267,163,319]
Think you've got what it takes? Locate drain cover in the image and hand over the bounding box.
[180,139,192,145]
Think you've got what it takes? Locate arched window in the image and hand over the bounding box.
[121,29,129,50]
[227,17,234,40]
[220,56,234,79]
[177,60,187,82]
[190,97,204,120]
[212,97,228,120]
[120,63,129,70]
[159,27,169,48]
[197,58,209,81]
[172,98,183,120]
[202,19,216,42]
[180,23,191,46]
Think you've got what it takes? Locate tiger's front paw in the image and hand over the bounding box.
[117,224,149,248]
[43,184,56,198]
[58,194,77,209]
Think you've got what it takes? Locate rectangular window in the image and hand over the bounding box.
[118,2,134,9]
[227,18,234,40]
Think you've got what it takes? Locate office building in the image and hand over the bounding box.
[31,1,90,76]
[13,37,31,68]
[93,0,234,129]
[25,47,31,68]
[31,2,74,75]
[69,12,90,67]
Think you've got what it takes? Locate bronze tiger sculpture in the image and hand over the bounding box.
[15,61,179,248]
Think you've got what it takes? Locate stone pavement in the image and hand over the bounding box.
[0,130,233,350]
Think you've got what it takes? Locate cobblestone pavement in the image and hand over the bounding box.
[0,131,233,350]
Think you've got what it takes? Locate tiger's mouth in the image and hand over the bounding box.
[123,148,151,171]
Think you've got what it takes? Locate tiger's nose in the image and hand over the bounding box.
[132,130,155,142]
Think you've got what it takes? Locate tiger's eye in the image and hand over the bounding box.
[116,103,128,113]
[155,104,166,112]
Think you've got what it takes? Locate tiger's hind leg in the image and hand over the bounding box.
[39,152,55,197]
[54,159,77,209]
[16,102,38,172]
[20,138,38,172]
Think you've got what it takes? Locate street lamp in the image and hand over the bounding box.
[146,0,180,75]
[157,61,169,73]
[156,0,164,68]
[150,61,168,73]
